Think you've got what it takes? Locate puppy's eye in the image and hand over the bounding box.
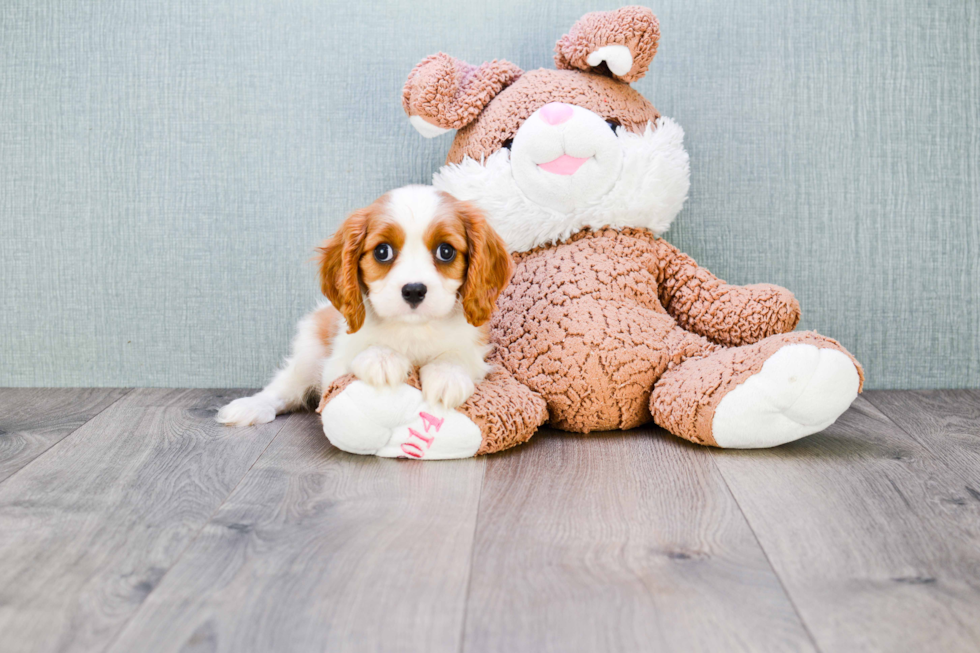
[373,243,395,263]
[606,119,620,134]
[434,243,456,262]
[501,138,514,150]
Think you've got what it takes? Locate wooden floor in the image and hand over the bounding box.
[0,389,978,652]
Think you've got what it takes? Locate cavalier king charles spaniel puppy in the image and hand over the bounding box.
[217,185,513,427]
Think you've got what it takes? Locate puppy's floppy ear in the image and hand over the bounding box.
[554,7,660,83]
[403,53,522,137]
[318,209,368,333]
[456,200,513,327]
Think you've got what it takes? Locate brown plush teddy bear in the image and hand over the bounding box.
[318,6,863,458]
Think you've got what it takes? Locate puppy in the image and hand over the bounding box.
[217,185,513,427]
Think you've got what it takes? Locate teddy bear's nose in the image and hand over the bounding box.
[539,102,573,126]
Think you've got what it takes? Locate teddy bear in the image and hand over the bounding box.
[317,6,863,459]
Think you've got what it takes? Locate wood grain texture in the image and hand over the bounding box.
[0,389,288,653]
[4,389,980,653]
[0,388,129,483]
[461,428,815,653]
[107,412,486,653]
[713,397,980,652]
[864,390,980,489]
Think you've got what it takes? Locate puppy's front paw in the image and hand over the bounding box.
[420,363,476,410]
[350,346,412,388]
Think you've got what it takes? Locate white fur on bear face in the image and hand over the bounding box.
[510,104,623,212]
[434,116,691,253]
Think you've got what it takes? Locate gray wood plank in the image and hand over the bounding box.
[865,390,980,489]
[0,388,130,483]
[462,428,816,653]
[0,388,288,653]
[107,412,486,653]
[712,396,980,652]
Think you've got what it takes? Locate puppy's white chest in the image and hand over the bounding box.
[373,317,473,364]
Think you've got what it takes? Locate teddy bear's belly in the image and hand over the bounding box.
[493,290,686,432]
[490,227,726,432]
[489,229,718,432]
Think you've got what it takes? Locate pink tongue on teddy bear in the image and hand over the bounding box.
[538,154,589,175]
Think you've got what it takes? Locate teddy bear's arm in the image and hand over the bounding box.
[318,367,547,458]
[652,239,801,347]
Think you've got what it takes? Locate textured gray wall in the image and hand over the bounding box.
[1,0,977,388]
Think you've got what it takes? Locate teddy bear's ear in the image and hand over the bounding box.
[554,6,660,83]
[402,53,523,138]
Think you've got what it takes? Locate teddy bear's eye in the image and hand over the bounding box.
[606,119,620,134]
[502,138,514,150]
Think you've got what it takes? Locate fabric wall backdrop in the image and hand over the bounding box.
[1,0,977,388]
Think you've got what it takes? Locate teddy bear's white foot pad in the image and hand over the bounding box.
[711,344,859,449]
[320,381,482,459]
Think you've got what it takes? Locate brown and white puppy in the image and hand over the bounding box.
[217,185,512,427]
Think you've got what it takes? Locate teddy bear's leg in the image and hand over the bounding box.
[650,331,863,448]
[317,368,547,459]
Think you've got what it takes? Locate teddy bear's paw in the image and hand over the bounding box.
[711,344,860,448]
[320,380,481,459]
[320,381,420,455]
[374,408,482,460]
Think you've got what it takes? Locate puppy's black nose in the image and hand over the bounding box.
[401,283,427,308]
